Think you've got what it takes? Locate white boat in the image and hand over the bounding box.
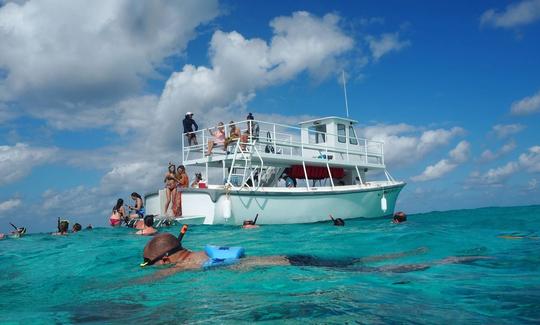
[145,116,405,225]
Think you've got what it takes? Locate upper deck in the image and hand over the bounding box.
[182,117,385,170]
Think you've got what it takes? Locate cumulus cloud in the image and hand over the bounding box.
[0,0,219,126]
[0,198,21,216]
[492,123,526,138]
[149,11,354,150]
[359,124,464,168]
[469,145,540,187]
[411,159,457,182]
[449,140,471,163]
[366,32,410,61]
[519,145,540,172]
[412,140,470,182]
[479,141,516,162]
[0,143,57,185]
[480,0,540,28]
[511,89,540,115]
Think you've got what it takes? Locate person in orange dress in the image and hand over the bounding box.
[174,165,189,216]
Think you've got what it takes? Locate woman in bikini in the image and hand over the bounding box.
[128,192,145,219]
[163,163,179,217]
[110,198,125,227]
[206,122,225,155]
[174,165,189,217]
[223,121,241,153]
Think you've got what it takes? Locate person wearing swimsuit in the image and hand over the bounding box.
[206,122,226,155]
[174,165,189,217]
[110,198,125,227]
[164,164,179,217]
[129,192,145,219]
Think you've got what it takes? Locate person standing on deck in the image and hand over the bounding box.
[182,112,198,146]
[174,165,189,217]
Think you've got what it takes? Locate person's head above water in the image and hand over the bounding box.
[144,215,154,227]
[72,223,82,232]
[329,214,345,226]
[141,233,185,267]
[393,211,407,223]
[59,220,69,232]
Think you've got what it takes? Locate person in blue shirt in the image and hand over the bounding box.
[182,112,199,146]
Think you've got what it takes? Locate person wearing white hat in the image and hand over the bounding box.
[182,112,198,146]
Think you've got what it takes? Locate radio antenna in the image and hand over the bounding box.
[342,70,349,118]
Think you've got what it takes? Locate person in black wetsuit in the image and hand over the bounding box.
[183,112,199,146]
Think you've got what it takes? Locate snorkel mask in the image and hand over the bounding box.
[140,225,188,267]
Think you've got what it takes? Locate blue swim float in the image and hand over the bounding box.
[203,245,245,269]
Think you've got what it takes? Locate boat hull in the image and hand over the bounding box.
[145,183,405,225]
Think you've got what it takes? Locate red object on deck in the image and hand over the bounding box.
[287,165,345,180]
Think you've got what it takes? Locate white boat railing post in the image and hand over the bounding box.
[355,165,363,185]
[302,160,310,190]
[273,123,277,155]
[326,162,334,189]
[364,139,368,164]
[202,130,205,160]
[381,142,385,165]
[181,131,185,163]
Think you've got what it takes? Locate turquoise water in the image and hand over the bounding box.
[1,205,540,324]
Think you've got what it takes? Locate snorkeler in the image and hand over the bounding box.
[53,218,69,236]
[242,214,259,229]
[393,212,407,223]
[139,225,492,281]
[329,214,345,226]
[9,222,27,238]
[135,215,157,236]
[72,223,82,233]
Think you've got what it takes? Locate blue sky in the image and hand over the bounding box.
[1,0,540,233]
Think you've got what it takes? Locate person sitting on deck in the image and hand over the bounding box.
[223,121,241,153]
[206,122,225,155]
[191,172,203,188]
[138,228,492,282]
[128,192,145,219]
[136,215,157,236]
[280,173,296,188]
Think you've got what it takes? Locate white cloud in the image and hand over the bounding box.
[412,140,470,182]
[150,11,354,150]
[411,159,457,182]
[359,124,464,168]
[519,146,540,172]
[480,0,540,28]
[511,89,540,115]
[492,124,526,138]
[0,143,57,185]
[366,32,410,61]
[0,0,219,126]
[0,198,21,215]
[479,141,516,162]
[449,140,471,163]
[476,162,520,185]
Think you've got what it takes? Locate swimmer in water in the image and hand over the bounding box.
[393,212,407,223]
[242,214,259,229]
[139,226,491,281]
[329,214,345,226]
[53,219,69,236]
[9,222,27,238]
[135,215,157,236]
[72,223,82,233]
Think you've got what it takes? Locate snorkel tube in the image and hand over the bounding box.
[178,224,188,242]
[252,214,259,225]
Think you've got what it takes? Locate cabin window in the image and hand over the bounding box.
[349,126,358,145]
[309,125,326,144]
[337,124,346,143]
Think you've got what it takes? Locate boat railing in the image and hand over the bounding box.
[182,119,384,167]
